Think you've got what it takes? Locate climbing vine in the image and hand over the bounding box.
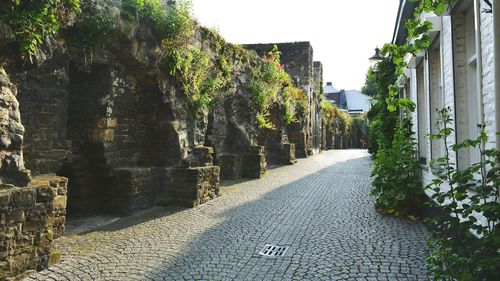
[363,59,398,156]
[282,86,307,125]
[381,0,459,112]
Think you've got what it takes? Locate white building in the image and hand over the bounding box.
[344,90,371,115]
[324,82,371,115]
[393,0,498,223]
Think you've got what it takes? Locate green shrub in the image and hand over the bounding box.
[163,43,234,113]
[425,107,500,280]
[122,0,193,43]
[249,45,293,129]
[282,86,307,124]
[1,0,80,62]
[370,118,423,217]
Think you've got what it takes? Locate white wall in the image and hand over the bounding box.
[404,0,495,227]
[345,91,371,113]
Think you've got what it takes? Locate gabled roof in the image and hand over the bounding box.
[324,82,339,94]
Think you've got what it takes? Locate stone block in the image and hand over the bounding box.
[96,117,118,128]
[34,186,57,204]
[110,190,155,216]
[219,154,242,180]
[113,167,153,193]
[157,166,220,207]
[8,210,25,223]
[46,216,65,238]
[90,128,115,142]
[0,174,68,279]
[0,191,11,208]
[266,143,297,165]
[186,146,214,167]
[33,139,54,150]
[241,146,266,178]
[52,196,67,211]
[11,189,36,208]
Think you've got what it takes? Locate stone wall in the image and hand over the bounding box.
[245,42,317,158]
[0,65,30,187]
[313,61,323,153]
[0,1,325,277]
[15,56,72,177]
[0,175,68,280]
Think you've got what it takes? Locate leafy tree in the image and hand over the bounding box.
[370,118,423,217]
[361,67,377,97]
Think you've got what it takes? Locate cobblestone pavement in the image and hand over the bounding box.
[25,150,429,281]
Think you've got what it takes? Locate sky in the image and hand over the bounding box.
[190,0,400,91]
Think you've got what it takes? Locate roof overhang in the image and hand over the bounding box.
[392,0,420,45]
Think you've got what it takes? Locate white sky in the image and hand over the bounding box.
[190,0,400,91]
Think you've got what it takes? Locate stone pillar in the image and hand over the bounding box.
[0,64,68,279]
[0,66,31,187]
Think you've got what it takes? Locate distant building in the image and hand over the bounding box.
[324,82,340,106]
[323,82,371,115]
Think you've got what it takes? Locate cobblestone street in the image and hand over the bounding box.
[25,150,429,281]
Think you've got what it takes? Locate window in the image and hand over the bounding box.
[428,37,444,161]
[416,60,428,164]
[453,2,482,169]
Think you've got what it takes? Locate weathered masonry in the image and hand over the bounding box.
[245,42,324,158]
[0,0,353,279]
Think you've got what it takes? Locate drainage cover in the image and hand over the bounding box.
[258,244,289,257]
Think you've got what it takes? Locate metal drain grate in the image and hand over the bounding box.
[258,244,289,257]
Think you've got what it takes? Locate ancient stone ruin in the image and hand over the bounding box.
[0,0,359,279]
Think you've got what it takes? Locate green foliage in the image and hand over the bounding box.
[320,100,338,129]
[161,0,193,42]
[249,80,276,113]
[282,86,307,125]
[249,45,300,129]
[334,109,353,136]
[1,0,80,62]
[370,119,423,217]
[351,115,368,147]
[361,67,377,97]
[123,0,193,43]
[425,107,500,280]
[320,99,355,137]
[380,0,458,112]
[65,1,116,52]
[163,45,232,112]
[365,59,399,156]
